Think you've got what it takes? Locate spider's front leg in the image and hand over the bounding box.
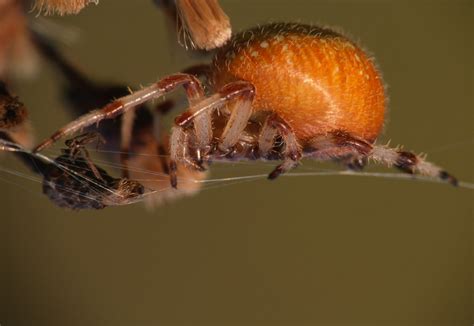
[33,73,205,153]
[169,81,256,188]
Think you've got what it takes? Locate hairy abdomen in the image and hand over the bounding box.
[212,23,386,143]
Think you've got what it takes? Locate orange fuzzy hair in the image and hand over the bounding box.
[34,0,98,15]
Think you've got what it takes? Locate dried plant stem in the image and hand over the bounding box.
[176,0,231,50]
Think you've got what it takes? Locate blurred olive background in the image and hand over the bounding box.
[1,1,472,325]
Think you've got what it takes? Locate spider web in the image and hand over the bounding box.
[0,137,472,210]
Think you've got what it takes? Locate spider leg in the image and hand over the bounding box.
[307,131,373,171]
[33,73,205,153]
[307,130,458,186]
[169,81,255,188]
[148,65,211,177]
[169,126,187,188]
[258,115,279,157]
[79,146,104,181]
[152,100,176,176]
[258,114,302,180]
[65,131,104,153]
[118,64,212,179]
[369,144,458,186]
[217,83,255,152]
[119,106,136,179]
[64,132,106,181]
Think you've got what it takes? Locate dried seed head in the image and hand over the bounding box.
[34,0,99,15]
[175,0,231,50]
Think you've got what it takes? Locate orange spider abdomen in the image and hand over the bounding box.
[211,23,386,143]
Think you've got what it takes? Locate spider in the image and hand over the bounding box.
[32,22,458,189]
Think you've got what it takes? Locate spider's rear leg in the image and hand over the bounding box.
[169,81,256,188]
[307,131,373,173]
[307,130,458,186]
[309,131,369,171]
[370,145,458,186]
